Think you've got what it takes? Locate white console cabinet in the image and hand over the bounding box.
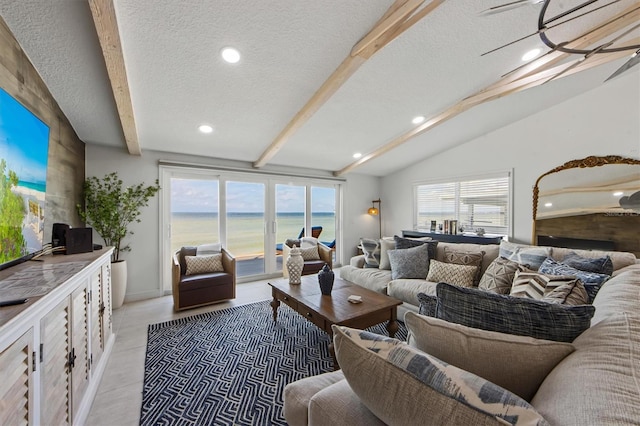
[0,249,114,425]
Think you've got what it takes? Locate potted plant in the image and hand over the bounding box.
[77,172,160,308]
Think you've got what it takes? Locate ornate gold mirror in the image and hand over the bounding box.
[532,155,640,255]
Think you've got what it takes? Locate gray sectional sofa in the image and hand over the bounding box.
[283,239,640,425]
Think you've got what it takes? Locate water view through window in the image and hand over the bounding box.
[170,176,337,278]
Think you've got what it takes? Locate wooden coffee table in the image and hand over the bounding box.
[269,274,402,369]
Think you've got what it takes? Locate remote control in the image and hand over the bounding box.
[0,298,28,307]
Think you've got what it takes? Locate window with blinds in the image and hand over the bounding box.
[414,172,511,236]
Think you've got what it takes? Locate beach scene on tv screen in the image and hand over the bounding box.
[0,88,50,264]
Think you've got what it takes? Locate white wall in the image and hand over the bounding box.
[85,146,380,302]
[382,71,640,245]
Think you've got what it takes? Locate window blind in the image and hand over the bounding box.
[415,172,511,236]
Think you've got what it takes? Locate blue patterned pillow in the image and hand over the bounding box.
[499,241,551,270]
[561,251,614,276]
[435,283,595,342]
[538,257,610,303]
[333,326,550,426]
[387,243,432,279]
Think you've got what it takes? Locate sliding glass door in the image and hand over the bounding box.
[226,181,266,276]
[160,166,341,292]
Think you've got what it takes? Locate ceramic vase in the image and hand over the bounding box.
[111,260,127,309]
[318,263,334,295]
[286,246,304,285]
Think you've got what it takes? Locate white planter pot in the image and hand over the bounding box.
[111,260,127,309]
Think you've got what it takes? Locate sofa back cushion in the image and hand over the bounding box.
[405,312,574,402]
[531,312,640,425]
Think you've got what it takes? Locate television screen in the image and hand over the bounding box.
[0,88,50,270]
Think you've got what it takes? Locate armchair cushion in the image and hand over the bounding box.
[185,254,224,275]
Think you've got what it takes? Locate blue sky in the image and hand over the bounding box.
[0,89,50,184]
[170,179,335,213]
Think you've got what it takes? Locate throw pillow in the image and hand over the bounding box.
[393,235,438,261]
[299,245,320,261]
[435,282,595,342]
[499,241,550,270]
[443,247,484,286]
[333,326,550,426]
[387,243,431,280]
[378,238,396,270]
[561,251,614,276]
[405,312,575,402]
[360,238,381,268]
[541,280,589,305]
[417,292,437,317]
[426,259,477,288]
[478,256,524,294]
[284,238,301,248]
[196,242,222,255]
[510,270,580,300]
[185,254,224,275]
[538,257,610,303]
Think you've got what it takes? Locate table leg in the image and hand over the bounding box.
[386,309,399,338]
[270,291,280,322]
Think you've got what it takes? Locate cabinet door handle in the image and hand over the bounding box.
[99,302,106,316]
[67,348,76,369]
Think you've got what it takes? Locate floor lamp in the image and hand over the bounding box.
[368,199,381,239]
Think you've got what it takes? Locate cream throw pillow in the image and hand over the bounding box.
[299,246,320,261]
[185,254,224,275]
[426,259,477,287]
[405,312,575,402]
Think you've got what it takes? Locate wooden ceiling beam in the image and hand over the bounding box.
[334,7,640,176]
[89,0,141,156]
[253,0,444,168]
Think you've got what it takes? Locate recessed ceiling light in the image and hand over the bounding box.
[544,202,553,207]
[613,191,624,196]
[353,153,362,159]
[198,124,214,134]
[221,47,241,63]
[522,48,541,61]
[412,116,425,125]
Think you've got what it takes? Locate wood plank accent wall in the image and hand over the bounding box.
[0,17,85,242]
[535,213,640,257]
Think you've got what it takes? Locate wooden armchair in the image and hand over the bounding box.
[172,246,236,311]
[282,238,333,277]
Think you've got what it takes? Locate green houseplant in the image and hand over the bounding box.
[77,172,160,308]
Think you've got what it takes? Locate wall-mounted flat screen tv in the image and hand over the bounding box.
[0,88,50,271]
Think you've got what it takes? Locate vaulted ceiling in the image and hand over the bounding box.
[1,1,638,177]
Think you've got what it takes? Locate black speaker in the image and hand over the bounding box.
[65,228,94,255]
[52,223,70,249]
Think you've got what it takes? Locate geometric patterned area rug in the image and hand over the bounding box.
[140,299,407,426]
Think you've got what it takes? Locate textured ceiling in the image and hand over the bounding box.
[1,0,638,176]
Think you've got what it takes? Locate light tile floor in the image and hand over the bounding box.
[86,279,274,426]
